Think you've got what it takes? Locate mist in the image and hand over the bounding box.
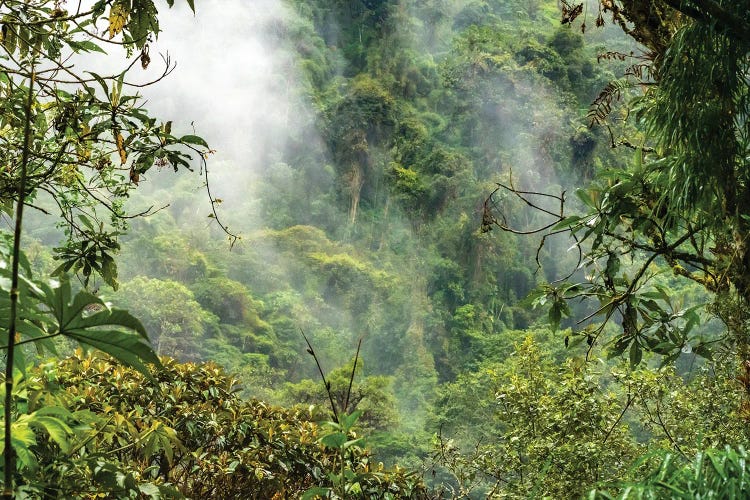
[92,0,635,469]
[109,0,316,225]
[7,1,716,494]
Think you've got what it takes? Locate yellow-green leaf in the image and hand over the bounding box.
[116,132,127,165]
[108,2,129,39]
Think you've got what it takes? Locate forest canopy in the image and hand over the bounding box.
[485,0,750,364]
[0,0,749,498]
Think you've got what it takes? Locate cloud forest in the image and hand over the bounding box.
[0,0,748,498]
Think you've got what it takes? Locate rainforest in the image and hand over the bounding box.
[0,0,749,498]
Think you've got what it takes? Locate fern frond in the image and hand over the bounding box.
[625,63,652,80]
[587,79,638,125]
[597,51,630,63]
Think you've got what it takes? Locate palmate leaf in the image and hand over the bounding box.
[0,415,39,471]
[27,410,75,454]
[140,421,181,465]
[37,277,161,380]
[0,271,57,363]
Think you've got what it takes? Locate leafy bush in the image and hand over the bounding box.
[17,352,430,499]
[592,447,750,499]
[432,337,641,498]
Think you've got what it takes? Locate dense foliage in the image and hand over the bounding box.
[504,0,750,366]
[13,352,428,498]
[2,0,749,497]
[107,0,750,496]
[0,0,215,495]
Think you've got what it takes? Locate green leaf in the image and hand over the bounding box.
[0,416,39,471]
[66,39,107,54]
[551,215,583,231]
[179,134,208,148]
[693,344,713,360]
[35,276,159,378]
[100,253,119,291]
[77,307,148,339]
[548,298,569,332]
[301,487,331,500]
[708,452,727,480]
[320,432,347,449]
[608,336,630,359]
[33,406,73,419]
[66,329,158,381]
[85,71,110,97]
[605,254,620,280]
[29,413,74,453]
[138,483,161,497]
[344,437,364,449]
[77,214,95,231]
[576,189,596,208]
[340,410,362,431]
[523,286,549,307]
[633,148,643,169]
[141,422,180,465]
[629,342,642,367]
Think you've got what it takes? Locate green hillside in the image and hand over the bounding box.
[1,0,749,497]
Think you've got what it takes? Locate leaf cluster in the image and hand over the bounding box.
[15,352,430,499]
[0,0,213,291]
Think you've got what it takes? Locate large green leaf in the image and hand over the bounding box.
[140,421,181,465]
[0,416,39,471]
[37,277,160,379]
[320,432,347,449]
[179,134,208,148]
[28,412,74,453]
[66,329,158,380]
[0,271,55,365]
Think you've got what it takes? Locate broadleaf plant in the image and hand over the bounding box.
[0,0,226,497]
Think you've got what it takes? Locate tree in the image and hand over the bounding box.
[283,359,399,434]
[487,0,750,364]
[0,1,222,496]
[327,74,396,224]
[15,351,430,498]
[115,277,214,360]
[433,336,641,497]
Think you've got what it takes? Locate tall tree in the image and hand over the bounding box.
[0,1,216,496]
[488,0,750,362]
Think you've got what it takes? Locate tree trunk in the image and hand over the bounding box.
[348,164,364,225]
